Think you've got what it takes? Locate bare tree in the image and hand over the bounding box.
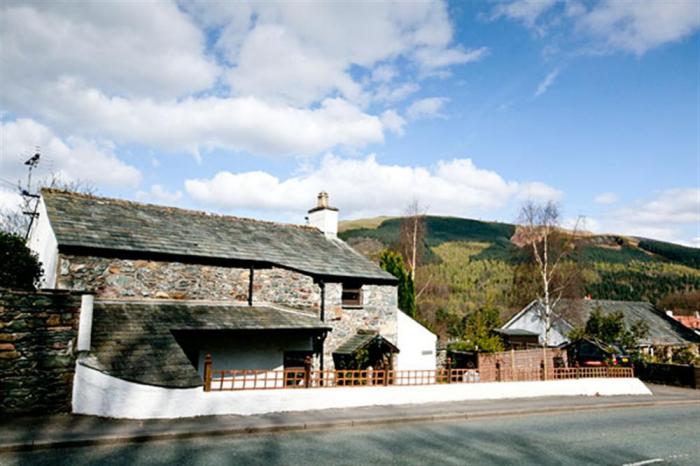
[516,201,583,349]
[0,173,97,237]
[399,199,426,282]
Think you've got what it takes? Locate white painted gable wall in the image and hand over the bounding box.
[396,310,437,371]
[26,197,59,289]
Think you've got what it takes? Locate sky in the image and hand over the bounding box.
[0,0,698,246]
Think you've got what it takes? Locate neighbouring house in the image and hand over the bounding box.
[665,311,700,336]
[27,189,437,393]
[493,328,540,350]
[500,299,700,349]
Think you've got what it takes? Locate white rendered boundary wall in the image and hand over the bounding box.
[73,362,651,420]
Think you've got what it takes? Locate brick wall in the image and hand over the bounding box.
[0,289,82,416]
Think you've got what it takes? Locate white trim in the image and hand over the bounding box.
[76,294,94,352]
[72,362,651,419]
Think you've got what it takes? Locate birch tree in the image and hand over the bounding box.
[399,199,426,282]
[517,201,582,347]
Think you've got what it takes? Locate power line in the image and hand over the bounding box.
[0,177,19,190]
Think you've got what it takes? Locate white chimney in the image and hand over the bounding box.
[308,191,338,239]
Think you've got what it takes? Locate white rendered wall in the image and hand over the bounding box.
[26,197,59,288]
[308,208,338,239]
[396,310,437,371]
[72,362,651,419]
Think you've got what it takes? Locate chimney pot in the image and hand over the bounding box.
[318,191,329,208]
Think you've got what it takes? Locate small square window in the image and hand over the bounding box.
[342,283,363,307]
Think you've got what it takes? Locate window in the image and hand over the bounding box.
[341,282,363,307]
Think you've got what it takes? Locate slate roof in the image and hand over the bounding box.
[41,189,395,282]
[333,330,399,355]
[494,328,539,337]
[84,300,330,388]
[507,299,700,346]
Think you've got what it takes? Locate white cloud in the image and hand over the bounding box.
[494,0,700,55]
[0,1,218,99]
[688,237,700,248]
[492,0,558,29]
[371,65,398,83]
[578,0,700,55]
[185,154,561,219]
[594,192,618,205]
[373,82,421,104]
[226,24,363,107]
[406,97,450,120]
[380,110,407,136]
[534,68,560,98]
[190,1,485,105]
[0,118,141,188]
[597,188,700,243]
[5,81,385,156]
[414,46,489,73]
[136,184,183,205]
[515,182,564,202]
[0,188,22,212]
[0,1,484,158]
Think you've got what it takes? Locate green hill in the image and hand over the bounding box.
[340,216,700,339]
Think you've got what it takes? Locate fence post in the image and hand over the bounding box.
[496,362,501,382]
[203,353,212,392]
[446,357,452,384]
[304,355,312,388]
[540,360,546,381]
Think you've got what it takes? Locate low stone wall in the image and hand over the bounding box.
[0,289,82,416]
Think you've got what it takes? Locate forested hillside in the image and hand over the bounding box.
[340,216,700,340]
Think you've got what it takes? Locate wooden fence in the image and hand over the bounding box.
[635,362,699,389]
[202,354,633,392]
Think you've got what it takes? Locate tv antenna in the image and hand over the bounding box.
[21,148,41,239]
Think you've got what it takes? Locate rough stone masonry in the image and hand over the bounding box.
[0,289,81,415]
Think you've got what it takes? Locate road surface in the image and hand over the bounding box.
[2,403,698,465]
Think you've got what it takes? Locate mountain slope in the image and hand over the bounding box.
[340,216,700,339]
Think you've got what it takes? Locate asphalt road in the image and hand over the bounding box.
[2,404,698,466]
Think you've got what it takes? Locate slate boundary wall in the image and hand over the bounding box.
[0,289,83,416]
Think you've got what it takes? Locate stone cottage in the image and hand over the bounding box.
[27,189,436,395]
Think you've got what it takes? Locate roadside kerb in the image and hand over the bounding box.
[1,398,697,453]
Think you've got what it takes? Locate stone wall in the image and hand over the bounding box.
[57,253,402,372]
[322,284,399,370]
[0,289,82,416]
[253,268,321,310]
[57,255,325,310]
[58,255,250,301]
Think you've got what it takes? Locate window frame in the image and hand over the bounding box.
[341,282,364,308]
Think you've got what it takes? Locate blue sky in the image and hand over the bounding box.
[1,1,698,245]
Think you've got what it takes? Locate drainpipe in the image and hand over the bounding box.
[77,294,94,352]
[248,266,254,306]
[319,280,326,372]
